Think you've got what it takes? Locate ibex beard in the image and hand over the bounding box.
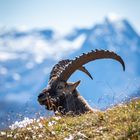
[38,49,125,115]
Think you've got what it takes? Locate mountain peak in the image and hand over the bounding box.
[105,13,122,22]
[105,13,127,30]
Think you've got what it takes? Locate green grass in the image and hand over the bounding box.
[0,99,140,140]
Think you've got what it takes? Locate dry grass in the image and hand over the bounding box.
[0,99,140,140]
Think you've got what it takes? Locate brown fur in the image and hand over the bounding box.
[38,49,125,115]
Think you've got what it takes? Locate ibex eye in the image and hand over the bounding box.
[58,86,63,89]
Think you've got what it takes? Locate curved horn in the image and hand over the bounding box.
[57,49,125,81]
[49,59,93,80]
[78,66,93,79]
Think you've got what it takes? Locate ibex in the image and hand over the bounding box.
[38,49,125,115]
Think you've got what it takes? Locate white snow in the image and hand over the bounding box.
[107,13,121,21]
[0,31,86,62]
[0,52,18,61]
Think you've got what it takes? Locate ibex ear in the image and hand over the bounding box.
[67,80,81,92]
[73,80,81,88]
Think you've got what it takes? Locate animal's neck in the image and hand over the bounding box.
[59,90,94,115]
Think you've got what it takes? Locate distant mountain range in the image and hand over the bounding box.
[0,17,140,129]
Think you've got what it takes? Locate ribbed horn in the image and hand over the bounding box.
[49,59,93,80]
[57,49,125,81]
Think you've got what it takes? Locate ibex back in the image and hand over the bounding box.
[38,49,125,115]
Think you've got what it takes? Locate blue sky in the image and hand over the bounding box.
[0,0,140,33]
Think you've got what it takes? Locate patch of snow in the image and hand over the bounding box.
[107,13,121,21]
[16,25,30,32]
[0,52,18,61]
[0,32,86,62]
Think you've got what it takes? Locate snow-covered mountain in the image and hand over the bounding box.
[0,17,140,129]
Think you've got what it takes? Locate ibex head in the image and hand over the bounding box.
[38,50,125,114]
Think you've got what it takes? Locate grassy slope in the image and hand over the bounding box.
[0,99,140,140]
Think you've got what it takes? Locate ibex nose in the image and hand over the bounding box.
[38,92,45,98]
[38,92,48,105]
[38,92,48,101]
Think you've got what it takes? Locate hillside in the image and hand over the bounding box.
[0,99,140,140]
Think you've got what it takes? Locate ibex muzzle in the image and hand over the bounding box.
[38,49,125,115]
